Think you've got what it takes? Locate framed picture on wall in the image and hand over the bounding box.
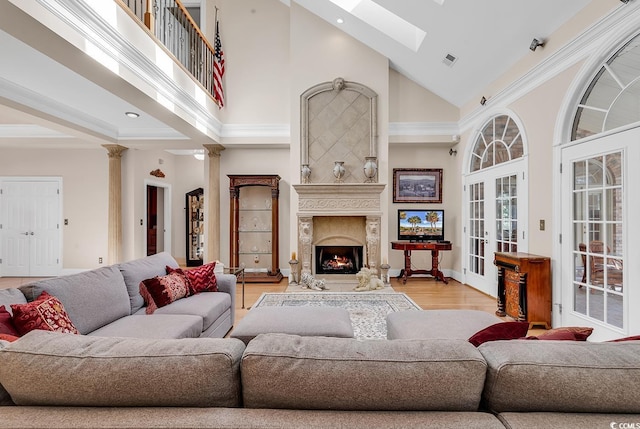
[393,168,443,203]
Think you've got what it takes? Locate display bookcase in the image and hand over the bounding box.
[228,175,283,283]
[185,188,204,266]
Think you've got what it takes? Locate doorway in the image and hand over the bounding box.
[144,181,171,257]
[0,178,62,277]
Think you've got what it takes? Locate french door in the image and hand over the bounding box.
[561,128,639,341]
[0,179,61,277]
[465,162,527,296]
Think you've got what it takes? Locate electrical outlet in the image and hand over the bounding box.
[98,257,103,264]
[539,219,545,231]
[64,219,69,225]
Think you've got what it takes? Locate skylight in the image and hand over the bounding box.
[328,0,426,52]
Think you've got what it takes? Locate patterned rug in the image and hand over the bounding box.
[252,292,422,340]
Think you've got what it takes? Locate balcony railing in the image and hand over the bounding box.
[119,0,216,103]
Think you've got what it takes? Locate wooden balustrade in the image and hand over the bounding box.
[117,0,218,104]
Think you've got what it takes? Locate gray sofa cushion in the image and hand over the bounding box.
[498,412,640,429]
[0,330,245,407]
[479,340,640,413]
[88,314,203,339]
[241,333,487,411]
[19,266,130,334]
[148,292,231,332]
[0,288,27,316]
[0,408,507,428]
[387,309,503,340]
[117,252,179,314]
[231,306,354,345]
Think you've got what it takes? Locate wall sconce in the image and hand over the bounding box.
[620,0,630,4]
[449,148,458,156]
[529,38,545,51]
[480,96,487,106]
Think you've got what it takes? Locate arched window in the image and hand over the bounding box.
[572,33,640,140]
[470,115,524,172]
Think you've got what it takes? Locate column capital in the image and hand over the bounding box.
[102,144,128,158]
[203,144,225,158]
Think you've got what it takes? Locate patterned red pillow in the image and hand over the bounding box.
[0,305,20,337]
[537,327,593,341]
[139,271,190,314]
[11,291,79,336]
[168,262,217,294]
[468,321,530,347]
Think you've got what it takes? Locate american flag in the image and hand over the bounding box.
[213,18,225,108]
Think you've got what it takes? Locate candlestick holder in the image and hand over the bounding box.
[289,259,300,285]
[380,263,391,286]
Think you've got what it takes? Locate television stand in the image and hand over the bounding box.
[391,241,452,284]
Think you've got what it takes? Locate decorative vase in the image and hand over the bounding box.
[301,164,311,183]
[363,156,378,183]
[333,161,346,183]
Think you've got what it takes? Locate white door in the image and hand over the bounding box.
[561,128,639,341]
[0,179,61,277]
[465,163,527,296]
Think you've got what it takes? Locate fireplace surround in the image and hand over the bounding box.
[293,183,385,277]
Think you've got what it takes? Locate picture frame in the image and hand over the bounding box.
[393,168,443,203]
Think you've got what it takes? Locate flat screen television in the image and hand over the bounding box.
[397,209,445,242]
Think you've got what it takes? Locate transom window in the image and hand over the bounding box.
[572,33,640,140]
[470,115,524,172]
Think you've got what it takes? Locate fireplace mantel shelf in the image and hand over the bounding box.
[293,183,386,195]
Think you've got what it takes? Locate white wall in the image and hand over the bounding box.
[0,148,108,269]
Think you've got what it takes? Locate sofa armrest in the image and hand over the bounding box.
[215,273,237,325]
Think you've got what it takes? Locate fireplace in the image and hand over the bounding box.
[316,245,363,275]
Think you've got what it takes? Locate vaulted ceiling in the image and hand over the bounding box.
[0,0,605,149]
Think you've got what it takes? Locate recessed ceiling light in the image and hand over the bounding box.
[125,111,140,118]
[337,18,344,24]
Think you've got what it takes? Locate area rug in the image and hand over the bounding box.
[252,292,421,340]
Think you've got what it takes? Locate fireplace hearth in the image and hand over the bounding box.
[316,246,363,275]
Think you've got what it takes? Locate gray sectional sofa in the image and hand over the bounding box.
[1,328,640,428]
[0,252,237,340]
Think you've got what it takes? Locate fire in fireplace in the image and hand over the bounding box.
[315,245,363,275]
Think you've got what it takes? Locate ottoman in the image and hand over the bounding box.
[230,306,354,345]
[386,309,503,340]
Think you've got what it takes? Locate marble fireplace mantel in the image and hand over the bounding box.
[293,183,386,216]
[293,183,386,276]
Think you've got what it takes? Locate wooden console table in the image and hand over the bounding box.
[391,241,452,284]
[494,252,551,329]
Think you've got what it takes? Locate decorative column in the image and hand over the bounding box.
[102,144,128,264]
[298,216,313,276]
[365,216,380,274]
[203,144,225,263]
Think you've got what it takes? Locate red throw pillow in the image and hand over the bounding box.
[139,271,190,314]
[168,262,217,294]
[0,333,19,342]
[608,335,640,342]
[468,321,530,347]
[11,291,79,336]
[537,327,593,341]
[525,331,578,341]
[0,305,20,337]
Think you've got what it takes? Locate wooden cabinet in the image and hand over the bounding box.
[229,175,282,283]
[186,188,204,266]
[494,252,551,329]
